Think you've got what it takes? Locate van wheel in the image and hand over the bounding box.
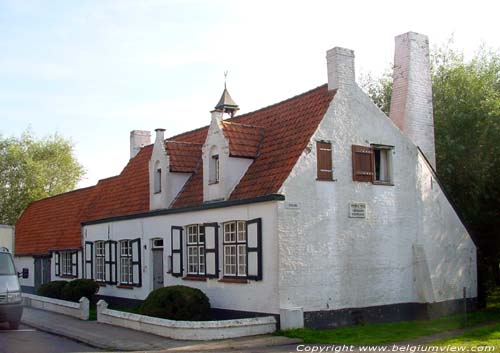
[9,321,19,330]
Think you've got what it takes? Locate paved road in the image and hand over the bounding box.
[0,322,97,353]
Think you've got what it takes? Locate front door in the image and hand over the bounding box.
[34,257,51,290]
[152,249,164,290]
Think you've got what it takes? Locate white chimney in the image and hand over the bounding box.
[130,130,151,159]
[389,32,436,169]
[326,47,355,91]
[154,128,165,145]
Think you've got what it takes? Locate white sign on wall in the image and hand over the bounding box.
[349,202,367,218]
[285,202,301,210]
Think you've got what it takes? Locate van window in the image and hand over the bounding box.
[0,253,16,275]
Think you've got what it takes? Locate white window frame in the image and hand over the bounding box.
[61,251,73,276]
[95,241,105,282]
[209,154,219,184]
[223,221,247,277]
[186,225,205,276]
[120,240,133,284]
[372,145,393,185]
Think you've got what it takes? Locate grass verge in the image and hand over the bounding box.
[279,289,500,345]
[431,322,500,350]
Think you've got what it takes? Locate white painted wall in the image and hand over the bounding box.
[203,112,253,202]
[0,225,14,253]
[415,153,477,301]
[14,256,34,288]
[150,129,170,210]
[276,81,476,313]
[84,201,280,314]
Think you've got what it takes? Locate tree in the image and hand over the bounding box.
[0,130,85,225]
[362,44,500,300]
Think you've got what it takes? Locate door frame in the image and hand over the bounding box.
[151,238,164,291]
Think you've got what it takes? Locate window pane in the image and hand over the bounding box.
[237,221,246,242]
[238,244,246,276]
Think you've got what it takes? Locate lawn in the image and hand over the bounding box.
[279,289,500,345]
[431,322,500,350]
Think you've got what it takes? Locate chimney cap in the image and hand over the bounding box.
[155,128,166,132]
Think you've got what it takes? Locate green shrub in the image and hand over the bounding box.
[36,280,68,299]
[61,279,99,302]
[139,285,210,321]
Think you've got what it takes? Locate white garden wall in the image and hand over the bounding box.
[96,300,276,340]
[23,293,89,320]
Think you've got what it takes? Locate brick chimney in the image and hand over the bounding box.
[326,47,355,91]
[389,32,436,169]
[130,130,151,159]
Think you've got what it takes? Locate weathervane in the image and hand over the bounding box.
[224,70,228,88]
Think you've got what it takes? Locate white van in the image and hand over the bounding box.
[0,247,24,329]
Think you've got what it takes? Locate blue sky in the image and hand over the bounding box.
[1,0,498,188]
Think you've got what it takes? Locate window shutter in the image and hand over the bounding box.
[84,242,93,279]
[246,218,263,281]
[131,238,141,287]
[110,241,117,284]
[171,226,183,277]
[204,223,219,278]
[352,145,374,182]
[104,241,111,284]
[71,252,78,277]
[55,252,60,276]
[317,141,333,180]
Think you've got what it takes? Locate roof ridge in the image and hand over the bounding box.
[229,83,328,122]
[25,185,96,205]
[165,140,203,146]
[166,84,328,141]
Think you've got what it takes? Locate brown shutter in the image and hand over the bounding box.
[352,145,374,182]
[316,141,333,180]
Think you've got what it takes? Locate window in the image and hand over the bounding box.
[186,225,205,275]
[95,241,105,282]
[223,221,246,277]
[373,146,393,184]
[120,240,133,284]
[209,154,219,184]
[316,141,333,180]
[154,162,162,193]
[352,144,393,185]
[61,252,73,276]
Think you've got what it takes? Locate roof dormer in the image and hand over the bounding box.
[203,86,264,202]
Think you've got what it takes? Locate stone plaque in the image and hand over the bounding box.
[349,202,366,218]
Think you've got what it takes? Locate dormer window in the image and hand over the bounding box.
[154,161,162,193]
[209,153,219,184]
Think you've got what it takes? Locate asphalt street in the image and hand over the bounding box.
[0,322,97,353]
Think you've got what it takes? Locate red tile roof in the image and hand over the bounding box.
[221,121,264,158]
[15,84,335,255]
[15,186,96,255]
[165,141,203,173]
[172,84,335,207]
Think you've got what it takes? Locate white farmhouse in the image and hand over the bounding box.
[14,32,477,329]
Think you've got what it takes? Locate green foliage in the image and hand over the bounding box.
[362,42,500,293]
[0,129,85,225]
[60,279,99,302]
[36,280,68,299]
[139,285,210,321]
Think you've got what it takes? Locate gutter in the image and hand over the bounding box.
[82,193,285,226]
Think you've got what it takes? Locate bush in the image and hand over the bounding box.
[60,279,99,302]
[139,285,210,321]
[36,281,68,299]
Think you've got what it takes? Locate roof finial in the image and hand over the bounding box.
[214,71,239,118]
